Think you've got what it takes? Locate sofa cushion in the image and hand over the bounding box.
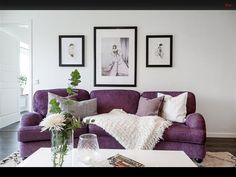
[141,91,196,115]
[18,125,87,143]
[136,96,164,116]
[158,92,188,123]
[33,88,90,117]
[47,92,97,119]
[47,92,77,115]
[88,122,205,145]
[90,90,140,114]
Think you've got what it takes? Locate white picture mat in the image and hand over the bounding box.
[61,38,83,65]
[96,29,135,85]
[148,38,170,65]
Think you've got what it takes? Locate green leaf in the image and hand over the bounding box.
[66,87,73,95]
[66,69,81,95]
[70,80,81,87]
[49,98,61,113]
[63,112,73,119]
[71,69,81,79]
[69,69,81,87]
[72,118,81,129]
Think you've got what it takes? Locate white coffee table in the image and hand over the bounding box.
[17,148,197,167]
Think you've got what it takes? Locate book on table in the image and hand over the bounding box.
[107,154,145,167]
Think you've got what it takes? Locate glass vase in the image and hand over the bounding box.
[77,133,100,166]
[51,129,74,167]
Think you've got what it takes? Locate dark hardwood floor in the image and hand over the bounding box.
[206,137,236,156]
[0,122,236,160]
[0,122,19,160]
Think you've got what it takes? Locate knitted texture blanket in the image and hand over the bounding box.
[84,109,172,149]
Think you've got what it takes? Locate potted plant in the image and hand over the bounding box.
[18,75,27,95]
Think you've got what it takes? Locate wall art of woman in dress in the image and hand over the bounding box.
[102,38,129,76]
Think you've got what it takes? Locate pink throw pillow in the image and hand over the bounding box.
[136,96,164,117]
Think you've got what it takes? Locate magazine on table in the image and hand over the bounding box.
[107,154,145,167]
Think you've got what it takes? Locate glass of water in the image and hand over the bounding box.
[77,133,100,166]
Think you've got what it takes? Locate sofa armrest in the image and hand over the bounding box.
[17,125,50,142]
[185,113,206,130]
[20,112,44,127]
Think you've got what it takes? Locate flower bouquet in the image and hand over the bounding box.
[39,69,81,167]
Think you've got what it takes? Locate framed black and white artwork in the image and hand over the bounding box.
[146,35,173,67]
[94,26,137,87]
[59,35,85,67]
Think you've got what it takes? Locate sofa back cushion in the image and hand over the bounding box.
[47,92,97,119]
[136,96,164,117]
[90,90,140,114]
[141,91,196,115]
[33,88,90,117]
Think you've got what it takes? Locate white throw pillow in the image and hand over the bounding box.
[157,92,188,123]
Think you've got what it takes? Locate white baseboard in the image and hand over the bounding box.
[207,132,236,138]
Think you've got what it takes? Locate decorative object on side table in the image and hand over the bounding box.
[59,35,85,67]
[18,75,27,95]
[146,35,173,67]
[94,26,137,87]
[39,69,82,167]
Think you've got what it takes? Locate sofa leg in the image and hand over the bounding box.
[21,156,27,160]
[195,158,203,163]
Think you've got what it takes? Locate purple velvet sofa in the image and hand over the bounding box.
[18,89,206,162]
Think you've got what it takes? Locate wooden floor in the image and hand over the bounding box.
[206,137,236,156]
[0,122,19,160]
[0,122,236,160]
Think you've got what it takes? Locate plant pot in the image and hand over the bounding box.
[20,87,24,95]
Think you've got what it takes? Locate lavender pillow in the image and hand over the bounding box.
[136,96,164,117]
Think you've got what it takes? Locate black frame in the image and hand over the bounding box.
[59,35,85,67]
[94,26,137,87]
[146,35,173,67]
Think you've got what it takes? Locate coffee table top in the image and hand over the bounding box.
[17,148,197,167]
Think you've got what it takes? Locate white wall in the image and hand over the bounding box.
[1,10,236,137]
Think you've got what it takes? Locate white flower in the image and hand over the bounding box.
[39,113,66,131]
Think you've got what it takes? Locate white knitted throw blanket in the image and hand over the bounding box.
[84,109,172,150]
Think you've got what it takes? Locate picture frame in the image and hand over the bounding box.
[59,35,85,67]
[146,35,173,67]
[94,26,137,87]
